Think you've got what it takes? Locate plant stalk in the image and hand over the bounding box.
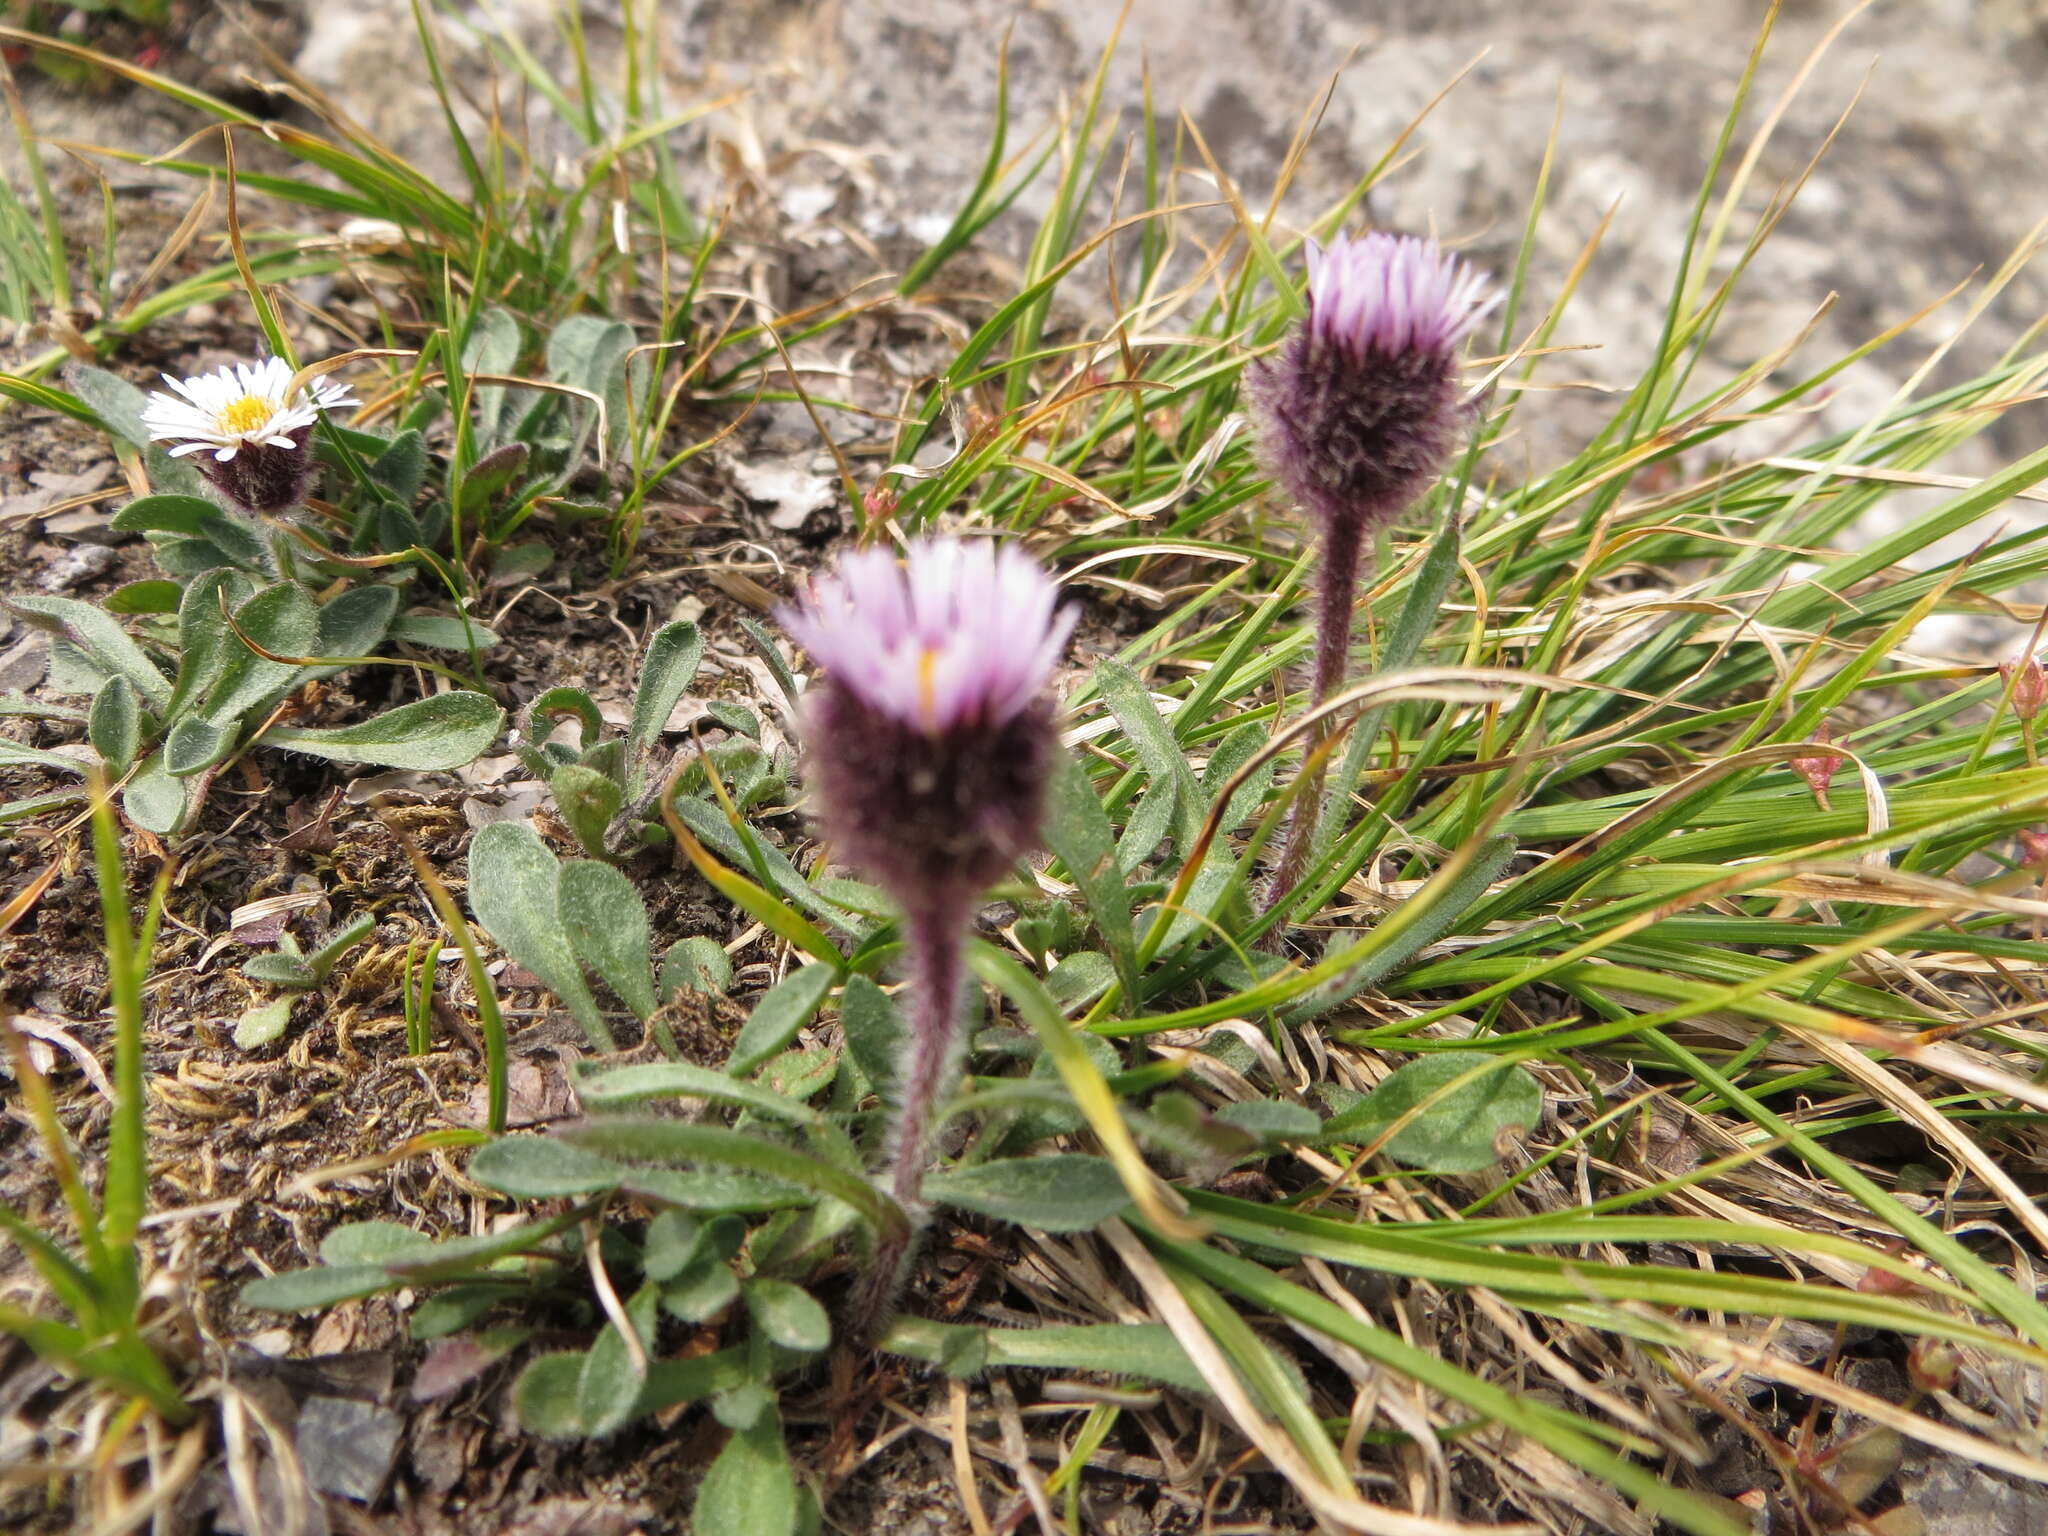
[849,895,970,1338]
[1264,509,1366,924]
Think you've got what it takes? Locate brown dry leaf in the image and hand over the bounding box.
[502,1498,652,1536]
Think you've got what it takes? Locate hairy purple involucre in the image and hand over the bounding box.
[781,537,1074,908]
[1252,233,1495,930]
[1249,231,1495,534]
[782,537,1072,1334]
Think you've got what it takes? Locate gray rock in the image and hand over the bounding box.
[295,1395,402,1504]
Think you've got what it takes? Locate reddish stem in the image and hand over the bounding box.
[848,895,969,1338]
[1264,510,1366,924]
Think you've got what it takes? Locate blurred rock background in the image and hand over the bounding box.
[15,1,2048,633]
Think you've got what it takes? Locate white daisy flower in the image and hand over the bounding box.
[141,357,354,463]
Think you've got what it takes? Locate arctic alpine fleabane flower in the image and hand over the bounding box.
[1249,231,1495,917]
[781,536,1072,1332]
[142,357,354,516]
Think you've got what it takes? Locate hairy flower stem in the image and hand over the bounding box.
[849,896,970,1338]
[1264,509,1367,928]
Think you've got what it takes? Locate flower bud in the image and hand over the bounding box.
[1248,231,1496,540]
[1907,1337,1962,1395]
[2002,655,2048,721]
[782,538,1071,911]
[1790,726,1847,809]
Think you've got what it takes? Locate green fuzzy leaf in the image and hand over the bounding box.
[1096,658,1204,850]
[693,1411,797,1536]
[563,1119,894,1235]
[578,1282,658,1437]
[661,1258,740,1322]
[520,685,603,756]
[102,580,182,616]
[202,582,319,724]
[1040,752,1138,1002]
[640,1210,705,1283]
[880,1319,1208,1395]
[468,1135,622,1199]
[576,1061,819,1125]
[660,935,732,1001]
[64,362,151,448]
[265,691,504,770]
[836,974,901,1099]
[462,307,524,445]
[0,737,84,774]
[1320,1051,1543,1173]
[164,570,251,718]
[559,859,658,1020]
[458,441,529,511]
[486,540,552,583]
[86,676,142,773]
[389,613,500,650]
[546,314,636,458]
[924,1154,1130,1232]
[108,493,227,536]
[752,1048,839,1106]
[313,584,402,665]
[241,954,319,991]
[164,714,234,777]
[121,751,194,834]
[320,1220,436,1266]
[552,763,624,859]
[307,911,377,979]
[1214,1098,1323,1145]
[8,593,171,709]
[711,1381,775,1432]
[1043,950,1116,1013]
[744,1278,830,1354]
[625,620,703,797]
[512,1352,591,1438]
[727,964,835,1078]
[466,821,610,1048]
[240,1265,395,1312]
[369,428,428,502]
[0,788,88,822]
[234,995,296,1046]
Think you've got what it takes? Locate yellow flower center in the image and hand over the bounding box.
[218,395,273,435]
[918,646,940,730]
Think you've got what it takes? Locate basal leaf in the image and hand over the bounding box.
[85,676,141,773]
[625,620,703,797]
[924,1154,1130,1232]
[468,1135,623,1198]
[836,973,902,1099]
[727,964,834,1078]
[1321,1051,1543,1173]
[693,1411,797,1536]
[465,821,610,1048]
[560,859,658,1020]
[265,691,504,771]
[744,1278,830,1354]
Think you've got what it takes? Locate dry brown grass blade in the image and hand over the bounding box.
[81,1420,207,1536]
[1687,1332,2048,1484]
[1102,1221,1543,1536]
[1782,1026,2048,1254]
[948,1379,995,1536]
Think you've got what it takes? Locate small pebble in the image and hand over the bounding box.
[37,543,116,592]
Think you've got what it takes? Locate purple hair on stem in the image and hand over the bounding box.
[1247,232,1495,921]
[780,536,1073,1334]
